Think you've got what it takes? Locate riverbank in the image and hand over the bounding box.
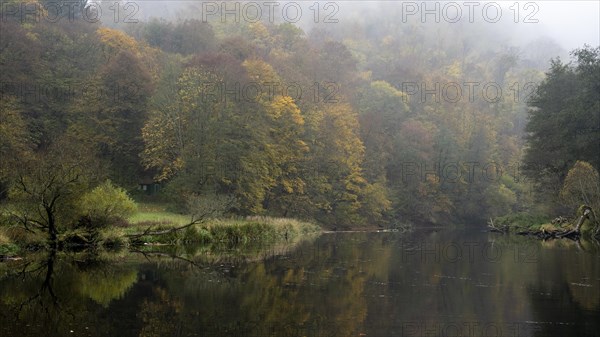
[0,203,322,258]
[490,207,600,239]
[490,212,551,232]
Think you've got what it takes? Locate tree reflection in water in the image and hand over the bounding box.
[0,230,599,337]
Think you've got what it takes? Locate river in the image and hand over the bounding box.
[1,229,599,337]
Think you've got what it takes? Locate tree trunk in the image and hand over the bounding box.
[46,206,58,248]
[574,207,591,232]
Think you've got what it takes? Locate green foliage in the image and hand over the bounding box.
[358,80,410,181]
[0,96,31,183]
[524,47,600,202]
[484,183,518,217]
[358,181,392,225]
[68,27,155,187]
[0,243,19,256]
[0,231,20,256]
[77,180,138,225]
[493,213,550,231]
[128,18,216,55]
[128,208,191,226]
[98,227,127,248]
[184,193,235,220]
[0,226,46,250]
[6,137,99,240]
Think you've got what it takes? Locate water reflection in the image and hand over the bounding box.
[0,230,599,337]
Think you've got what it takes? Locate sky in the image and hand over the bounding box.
[532,1,600,50]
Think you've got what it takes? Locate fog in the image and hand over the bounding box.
[127,1,599,53]
[533,1,599,50]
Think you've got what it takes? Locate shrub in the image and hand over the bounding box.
[560,161,600,210]
[77,180,137,226]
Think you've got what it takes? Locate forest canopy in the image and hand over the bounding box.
[0,1,598,229]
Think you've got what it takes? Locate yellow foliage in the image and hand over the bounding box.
[249,22,270,41]
[268,96,304,124]
[96,27,141,58]
[445,60,463,78]
[242,59,280,85]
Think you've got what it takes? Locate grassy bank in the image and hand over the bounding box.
[492,212,551,232]
[0,203,322,258]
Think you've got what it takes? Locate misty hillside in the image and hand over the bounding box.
[1,1,598,228]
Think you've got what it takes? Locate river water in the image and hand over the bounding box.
[1,229,599,337]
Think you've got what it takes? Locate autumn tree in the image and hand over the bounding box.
[358,80,410,181]
[142,65,226,188]
[69,27,155,186]
[129,18,216,55]
[303,103,385,226]
[241,59,310,216]
[143,62,271,213]
[0,97,31,197]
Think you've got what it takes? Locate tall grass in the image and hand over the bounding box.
[123,205,321,246]
[190,216,321,245]
[493,212,551,231]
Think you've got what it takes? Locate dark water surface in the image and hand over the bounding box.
[1,229,599,337]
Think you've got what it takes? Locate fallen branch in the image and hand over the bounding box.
[487,218,509,233]
[125,217,205,240]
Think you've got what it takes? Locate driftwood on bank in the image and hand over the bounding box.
[515,207,593,241]
[487,218,509,233]
[516,227,582,240]
[490,206,599,241]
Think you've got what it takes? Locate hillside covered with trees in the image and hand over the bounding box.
[1,0,598,237]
